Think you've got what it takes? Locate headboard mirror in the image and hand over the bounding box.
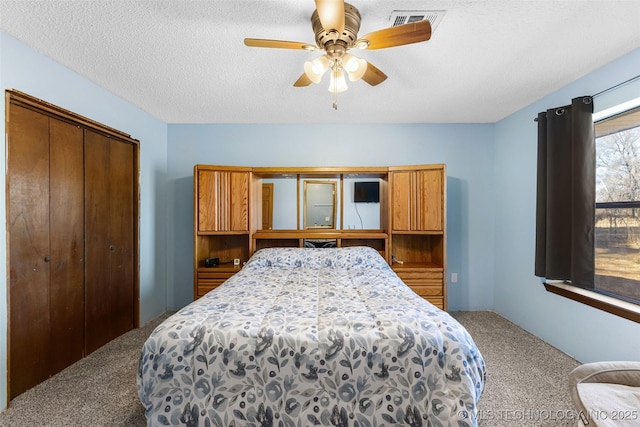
[303,180,337,229]
[262,177,298,229]
[259,172,383,231]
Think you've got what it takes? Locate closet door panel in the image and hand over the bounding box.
[8,105,51,398]
[106,137,135,340]
[49,118,85,374]
[84,130,134,354]
[84,130,110,353]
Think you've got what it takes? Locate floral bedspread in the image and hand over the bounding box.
[137,247,486,426]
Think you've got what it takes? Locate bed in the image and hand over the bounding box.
[137,246,486,426]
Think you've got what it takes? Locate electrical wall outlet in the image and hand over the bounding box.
[233,258,240,266]
[451,272,458,283]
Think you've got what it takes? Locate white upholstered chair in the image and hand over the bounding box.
[569,361,640,426]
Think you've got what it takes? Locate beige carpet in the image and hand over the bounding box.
[0,312,171,427]
[0,311,580,426]
[452,312,580,427]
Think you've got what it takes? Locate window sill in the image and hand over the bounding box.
[544,281,640,324]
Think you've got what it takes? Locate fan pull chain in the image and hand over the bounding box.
[332,67,338,110]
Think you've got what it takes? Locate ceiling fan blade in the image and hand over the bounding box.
[361,61,387,86]
[244,38,317,50]
[358,20,431,50]
[293,73,313,87]
[315,0,345,33]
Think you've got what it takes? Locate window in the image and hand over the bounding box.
[540,97,640,322]
[594,106,640,304]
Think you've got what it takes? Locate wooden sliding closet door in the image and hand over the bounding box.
[8,90,139,399]
[48,117,85,373]
[8,105,85,398]
[84,129,135,354]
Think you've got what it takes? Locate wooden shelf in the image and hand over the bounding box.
[252,166,389,178]
[391,230,444,236]
[252,230,388,240]
[253,230,389,259]
[391,262,444,270]
[197,265,243,273]
[197,230,250,236]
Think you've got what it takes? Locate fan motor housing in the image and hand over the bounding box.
[311,3,361,49]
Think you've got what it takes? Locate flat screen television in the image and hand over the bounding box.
[354,181,380,203]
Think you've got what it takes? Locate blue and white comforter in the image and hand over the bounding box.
[137,247,485,426]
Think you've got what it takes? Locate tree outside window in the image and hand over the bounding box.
[595,108,640,303]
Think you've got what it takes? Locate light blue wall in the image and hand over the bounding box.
[343,178,382,230]
[0,31,170,407]
[166,124,496,310]
[493,48,640,362]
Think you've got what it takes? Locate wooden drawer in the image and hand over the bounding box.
[393,269,445,309]
[197,284,219,297]
[401,278,443,290]
[394,270,443,283]
[396,271,443,292]
[196,267,241,298]
[198,271,238,280]
[407,284,443,297]
[425,297,444,309]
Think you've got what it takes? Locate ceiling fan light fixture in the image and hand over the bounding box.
[303,55,330,83]
[328,68,348,93]
[355,39,370,49]
[245,0,430,108]
[342,53,367,81]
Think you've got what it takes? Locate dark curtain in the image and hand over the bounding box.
[535,96,595,286]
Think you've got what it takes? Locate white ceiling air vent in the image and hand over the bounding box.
[388,10,445,34]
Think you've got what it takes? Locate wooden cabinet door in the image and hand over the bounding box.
[391,171,412,231]
[416,169,443,231]
[84,130,135,354]
[391,168,443,232]
[8,106,85,398]
[228,171,249,231]
[198,169,249,232]
[198,170,219,231]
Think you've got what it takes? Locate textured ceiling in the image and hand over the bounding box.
[1,0,639,124]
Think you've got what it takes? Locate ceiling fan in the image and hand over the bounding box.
[244,0,432,109]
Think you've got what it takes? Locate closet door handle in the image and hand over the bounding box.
[44,256,51,262]
[109,245,116,251]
